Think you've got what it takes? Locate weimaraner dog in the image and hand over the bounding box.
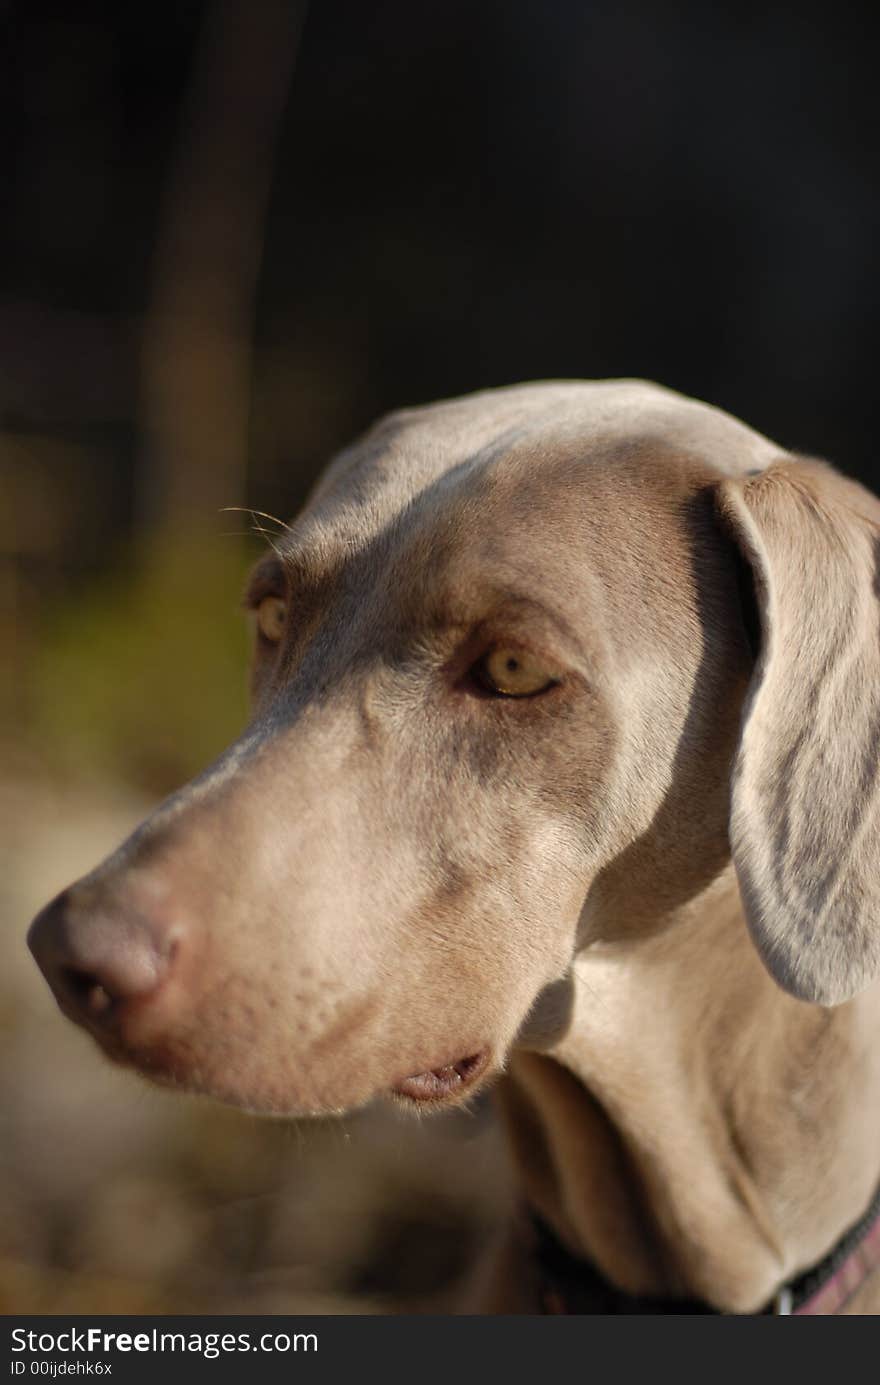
[29,382,880,1313]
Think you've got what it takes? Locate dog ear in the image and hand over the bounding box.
[716,457,880,1005]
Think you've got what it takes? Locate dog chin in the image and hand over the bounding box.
[94,1042,355,1117]
[100,1032,495,1117]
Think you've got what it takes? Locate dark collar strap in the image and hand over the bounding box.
[783,1179,880,1315]
[533,1180,880,1315]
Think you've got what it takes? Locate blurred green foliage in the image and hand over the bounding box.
[31,541,257,795]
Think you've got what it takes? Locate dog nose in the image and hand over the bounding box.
[28,886,176,1034]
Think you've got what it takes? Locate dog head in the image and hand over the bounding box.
[28,381,880,1114]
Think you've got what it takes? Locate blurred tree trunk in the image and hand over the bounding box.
[137,0,306,546]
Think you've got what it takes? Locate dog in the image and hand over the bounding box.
[28,381,880,1313]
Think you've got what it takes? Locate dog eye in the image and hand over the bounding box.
[256,595,287,643]
[476,647,558,697]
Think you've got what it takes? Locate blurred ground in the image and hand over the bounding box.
[0,754,513,1314]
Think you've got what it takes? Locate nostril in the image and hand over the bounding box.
[59,967,116,1018]
[28,889,178,1031]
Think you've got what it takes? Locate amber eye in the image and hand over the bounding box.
[255,595,287,643]
[477,647,558,697]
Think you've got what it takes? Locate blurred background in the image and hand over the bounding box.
[2,0,879,1313]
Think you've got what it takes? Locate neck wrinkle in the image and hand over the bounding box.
[500,866,870,1313]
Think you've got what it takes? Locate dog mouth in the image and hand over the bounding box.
[87,1013,493,1114]
[392,1049,490,1103]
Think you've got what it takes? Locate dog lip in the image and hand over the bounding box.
[392,1049,490,1102]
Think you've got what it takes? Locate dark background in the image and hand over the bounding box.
[5,1,879,581]
[2,0,878,1315]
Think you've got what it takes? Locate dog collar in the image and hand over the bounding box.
[533,1180,880,1315]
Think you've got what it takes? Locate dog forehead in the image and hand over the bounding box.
[281,380,782,577]
[309,379,777,515]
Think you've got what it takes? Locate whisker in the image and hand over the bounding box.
[220,506,292,533]
[250,522,285,562]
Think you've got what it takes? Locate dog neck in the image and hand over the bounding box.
[499,865,880,1313]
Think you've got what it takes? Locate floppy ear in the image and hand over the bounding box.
[716,457,880,1006]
